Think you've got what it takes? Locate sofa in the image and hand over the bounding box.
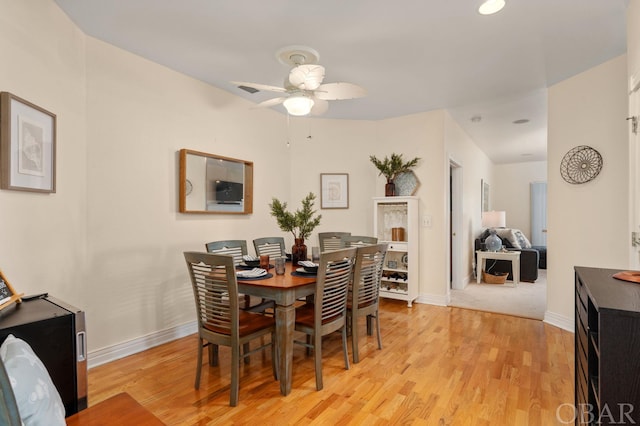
[475,228,546,283]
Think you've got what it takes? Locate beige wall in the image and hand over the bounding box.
[0,1,88,306]
[629,0,640,80]
[493,161,547,238]
[547,55,628,325]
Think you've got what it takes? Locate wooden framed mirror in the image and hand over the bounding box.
[179,149,253,214]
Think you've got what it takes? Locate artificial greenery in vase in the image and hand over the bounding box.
[269,192,322,265]
[369,153,420,196]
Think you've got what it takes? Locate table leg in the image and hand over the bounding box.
[476,255,483,284]
[275,302,295,396]
[512,257,520,287]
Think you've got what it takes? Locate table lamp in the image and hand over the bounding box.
[482,211,506,251]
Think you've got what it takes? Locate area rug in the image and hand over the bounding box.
[449,270,547,320]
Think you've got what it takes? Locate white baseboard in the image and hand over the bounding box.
[543,310,574,332]
[416,293,448,306]
[87,321,197,369]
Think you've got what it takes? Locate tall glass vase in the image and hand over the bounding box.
[292,238,308,266]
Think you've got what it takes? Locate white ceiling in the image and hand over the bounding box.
[53,0,628,164]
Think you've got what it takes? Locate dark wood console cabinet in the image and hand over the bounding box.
[575,267,640,425]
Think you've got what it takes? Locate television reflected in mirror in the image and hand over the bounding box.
[179,149,253,214]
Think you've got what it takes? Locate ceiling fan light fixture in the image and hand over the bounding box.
[283,95,314,116]
[478,0,505,15]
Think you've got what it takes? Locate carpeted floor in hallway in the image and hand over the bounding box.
[449,269,547,320]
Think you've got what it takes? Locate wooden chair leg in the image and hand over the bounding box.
[230,344,240,407]
[195,339,203,389]
[366,314,373,336]
[314,334,323,391]
[209,343,219,366]
[342,326,350,371]
[375,310,382,350]
[243,342,250,364]
[351,315,360,364]
[271,332,278,380]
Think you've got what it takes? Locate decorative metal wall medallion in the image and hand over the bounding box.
[560,145,603,184]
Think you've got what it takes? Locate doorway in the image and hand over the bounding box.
[449,159,463,291]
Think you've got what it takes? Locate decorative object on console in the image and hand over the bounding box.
[269,192,322,266]
[481,211,506,252]
[369,153,420,196]
[0,270,23,312]
[394,171,420,196]
[560,145,603,184]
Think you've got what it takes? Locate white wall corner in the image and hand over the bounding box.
[543,310,574,333]
[87,321,197,369]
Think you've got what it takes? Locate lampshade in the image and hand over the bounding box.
[478,0,505,15]
[283,95,314,116]
[482,211,506,228]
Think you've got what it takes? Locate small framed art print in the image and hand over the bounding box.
[320,173,349,209]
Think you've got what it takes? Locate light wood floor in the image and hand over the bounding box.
[85,300,574,425]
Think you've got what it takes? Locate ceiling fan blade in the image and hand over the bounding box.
[254,97,286,108]
[315,82,367,100]
[231,81,287,93]
[288,65,325,90]
[310,98,329,116]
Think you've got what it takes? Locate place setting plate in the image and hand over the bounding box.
[236,268,272,280]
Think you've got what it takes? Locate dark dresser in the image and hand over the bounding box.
[0,295,87,416]
[575,267,640,425]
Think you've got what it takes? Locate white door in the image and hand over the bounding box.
[530,182,547,246]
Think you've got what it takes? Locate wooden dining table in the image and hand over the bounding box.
[236,262,316,396]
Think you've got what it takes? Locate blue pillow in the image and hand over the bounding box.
[0,334,65,426]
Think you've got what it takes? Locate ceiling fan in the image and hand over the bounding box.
[231,45,366,117]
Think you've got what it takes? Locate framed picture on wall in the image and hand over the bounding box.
[0,92,56,193]
[320,173,349,209]
[481,179,490,213]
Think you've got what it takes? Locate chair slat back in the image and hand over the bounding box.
[341,235,378,248]
[184,252,238,336]
[352,244,387,308]
[253,237,286,259]
[316,248,357,324]
[318,232,351,252]
[205,240,248,266]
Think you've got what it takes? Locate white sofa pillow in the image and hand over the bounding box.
[512,229,532,249]
[494,228,521,249]
[0,334,65,426]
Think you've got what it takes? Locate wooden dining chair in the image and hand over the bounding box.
[205,240,274,314]
[294,247,357,391]
[204,240,248,265]
[253,237,286,259]
[340,235,378,248]
[348,243,387,363]
[318,232,351,252]
[183,251,277,407]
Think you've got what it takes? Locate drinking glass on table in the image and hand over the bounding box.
[311,246,320,263]
[275,257,286,275]
[259,255,270,271]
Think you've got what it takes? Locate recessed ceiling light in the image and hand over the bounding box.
[478,0,506,15]
[513,119,530,124]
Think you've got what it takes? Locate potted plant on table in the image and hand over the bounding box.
[269,192,322,266]
[369,153,420,196]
